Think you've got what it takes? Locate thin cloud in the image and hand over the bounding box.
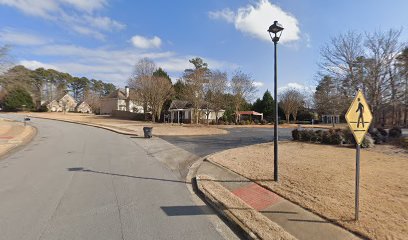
[0,0,125,40]
[131,35,162,49]
[278,82,315,94]
[19,60,59,70]
[209,0,300,43]
[0,29,49,45]
[253,81,264,87]
[22,44,238,86]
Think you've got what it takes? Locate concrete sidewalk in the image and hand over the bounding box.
[196,160,361,240]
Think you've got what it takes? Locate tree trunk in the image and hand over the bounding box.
[286,113,290,123]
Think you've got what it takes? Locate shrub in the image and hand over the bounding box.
[292,129,300,140]
[321,131,331,144]
[254,119,259,124]
[300,129,316,142]
[260,119,268,125]
[218,120,225,125]
[3,87,34,111]
[314,130,323,142]
[342,128,355,145]
[377,128,388,137]
[389,127,402,138]
[329,130,344,145]
[369,129,386,144]
[37,104,48,112]
[361,134,375,148]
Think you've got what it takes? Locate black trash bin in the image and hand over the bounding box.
[143,127,153,138]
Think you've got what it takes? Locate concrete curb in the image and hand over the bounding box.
[29,116,140,136]
[0,120,37,160]
[196,174,297,240]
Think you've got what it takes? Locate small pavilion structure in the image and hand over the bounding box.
[236,111,263,122]
[321,114,340,124]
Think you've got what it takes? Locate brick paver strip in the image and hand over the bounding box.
[232,183,281,211]
[0,136,13,139]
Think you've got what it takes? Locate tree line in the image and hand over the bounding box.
[127,57,258,123]
[314,29,408,127]
[0,63,116,112]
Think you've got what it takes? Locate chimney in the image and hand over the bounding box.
[125,86,129,98]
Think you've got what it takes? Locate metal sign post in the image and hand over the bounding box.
[355,144,360,220]
[345,90,372,221]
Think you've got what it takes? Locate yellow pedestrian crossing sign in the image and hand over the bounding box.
[345,90,373,145]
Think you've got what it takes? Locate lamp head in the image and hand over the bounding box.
[268,21,284,34]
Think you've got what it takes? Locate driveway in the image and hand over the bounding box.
[160,127,294,157]
[0,114,228,240]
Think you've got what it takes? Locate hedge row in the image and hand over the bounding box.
[292,128,375,148]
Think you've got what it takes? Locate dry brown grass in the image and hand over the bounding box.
[208,142,408,240]
[20,112,228,136]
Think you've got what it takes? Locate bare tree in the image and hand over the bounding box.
[182,58,209,124]
[320,31,364,96]
[363,29,402,125]
[128,58,156,118]
[230,70,256,122]
[148,76,173,122]
[279,88,304,123]
[318,29,404,127]
[128,58,173,122]
[204,70,228,124]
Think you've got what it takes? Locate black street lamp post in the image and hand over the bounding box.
[268,21,284,182]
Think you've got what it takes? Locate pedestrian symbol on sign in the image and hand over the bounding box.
[356,98,364,128]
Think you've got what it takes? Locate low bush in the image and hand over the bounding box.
[361,134,375,148]
[299,129,316,142]
[253,119,260,124]
[292,129,300,140]
[260,119,268,125]
[389,127,402,138]
[292,128,375,147]
[329,129,344,145]
[37,104,48,112]
[377,128,388,137]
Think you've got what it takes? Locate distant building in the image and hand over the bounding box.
[100,86,144,115]
[236,111,263,122]
[44,93,92,113]
[168,100,225,124]
[76,101,92,113]
[59,94,77,112]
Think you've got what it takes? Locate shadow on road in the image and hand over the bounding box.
[161,205,214,216]
[67,167,189,184]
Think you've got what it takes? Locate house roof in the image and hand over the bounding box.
[76,101,90,108]
[169,100,192,110]
[236,111,263,116]
[106,89,127,99]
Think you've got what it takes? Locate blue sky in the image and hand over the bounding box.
[0,0,407,99]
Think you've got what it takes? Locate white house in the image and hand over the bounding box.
[100,86,144,115]
[168,100,225,124]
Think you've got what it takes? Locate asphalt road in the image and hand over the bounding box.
[160,127,294,157]
[0,115,226,240]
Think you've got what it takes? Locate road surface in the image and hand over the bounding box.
[0,115,227,240]
[161,127,294,157]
